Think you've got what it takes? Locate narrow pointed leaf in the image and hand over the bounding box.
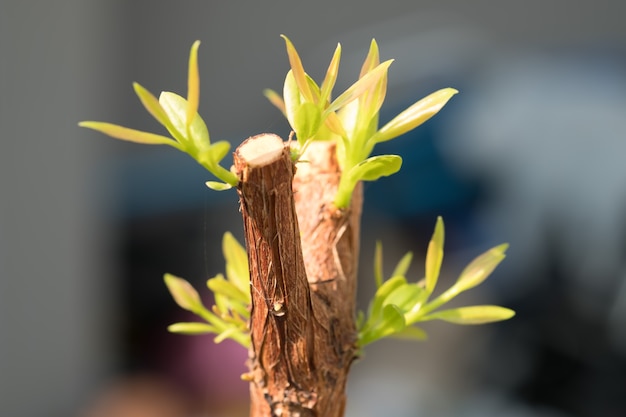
[373,241,384,288]
[422,305,515,324]
[425,216,444,294]
[372,88,458,143]
[381,304,406,333]
[223,232,250,293]
[186,40,201,128]
[324,111,347,139]
[164,273,204,313]
[79,122,180,147]
[359,39,380,78]
[320,43,341,105]
[263,88,286,115]
[168,322,216,335]
[349,154,402,182]
[132,82,171,128]
[391,251,413,279]
[454,243,509,293]
[326,59,393,114]
[389,325,428,341]
[214,327,245,344]
[281,35,314,103]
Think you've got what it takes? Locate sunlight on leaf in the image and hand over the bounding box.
[79,122,181,148]
[164,273,204,313]
[422,305,515,324]
[453,243,509,294]
[281,35,314,103]
[168,322,215,335]
[320,43,342,105]
[372,88,458,143]
[425,216,444,294]
[133,82,171,128]
[186,40,201,128]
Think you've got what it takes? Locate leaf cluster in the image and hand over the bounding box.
[357,217,514,348]
[164,232,251,347]
[79,41,237,190]
[265,36,458,208]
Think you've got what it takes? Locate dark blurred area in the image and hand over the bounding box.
[2,1,626,416]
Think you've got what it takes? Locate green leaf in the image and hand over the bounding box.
[132,82,171,128]
[263,88,286,115]
[281,35,314,103]
[294,102,322,144]
[359,39,380,78]
[422,305,515,324]
[168,322,216,335]
[214,327,245,344]
[349,154,402,183]
[208,140,231,164]
[205,181,233,191]
[377,304,406,339]
[383,282,424,315]
[425,216,444,294]
[283,70,301,131]
[326,59,393,114]
[373,241,384,288]
[320,43,342,105]
[388,325,428,341]
[186,40,201,129]
[207,275,249,305]
[391,251,413,279]
[79,122,182,148]
[159,91,210,151]
[369,275,407,321]
[223,232,250,294]
[372,88,458,143]
[453,243,509,294]
[164,273,204,313]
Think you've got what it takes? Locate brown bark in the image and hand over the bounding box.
[234,135,361,417]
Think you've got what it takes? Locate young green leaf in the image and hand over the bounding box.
[425,216,444,294]
[186,40,201,128]
[320,43,342,106]
[294,102,322,144]
[373,241,384,288]
[281,35,314,103]
[222,232,250,294]
[372,88,458,143]
[325,59,393,115]
[359,39,380,78]
[383,282,423,315]
[349,154,402,182]
[207,141,231,164]
[422,305,515,324]
[453,243,509,294]
[159,92,210,152]
[368,275,407,321]
[391,251,413,279]
[388,325,428,341]
[263,88,286,115]
[79,122,182,148]
[164,273,204,313]
[207,275,249,305]
[283,70,301,131]
[205,181,233,191]
[168,322,216,335]
[133,82,171,128]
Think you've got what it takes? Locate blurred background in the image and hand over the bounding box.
[2,1,626,416]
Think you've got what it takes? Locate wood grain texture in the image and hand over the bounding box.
[234,135,361,417]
